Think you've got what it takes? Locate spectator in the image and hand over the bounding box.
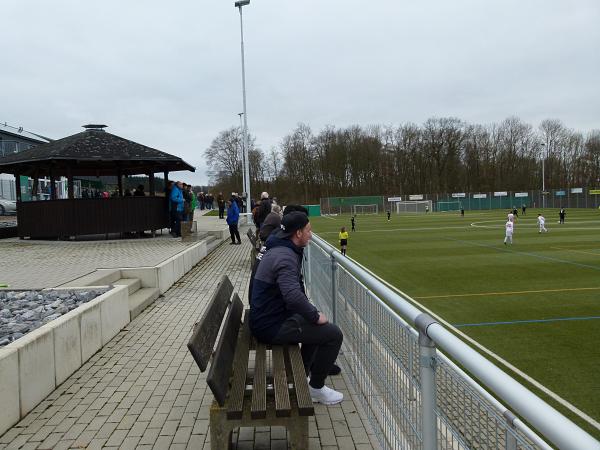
[255,192,272,232]
[217,192,225,219]
[250,212,344,405]
[134,184,145,196]
[169,181,184,237]
[226,197,242,245]
[259,204,282,242]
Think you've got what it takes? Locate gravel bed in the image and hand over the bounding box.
[0,289,108,347]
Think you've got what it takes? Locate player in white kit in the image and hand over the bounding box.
[504,220,514,245]
[537,214,548,233]
[507,211,514,222]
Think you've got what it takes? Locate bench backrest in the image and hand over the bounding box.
[187,275,233,371]
[246,228,257,247]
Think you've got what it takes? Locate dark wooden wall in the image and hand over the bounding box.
[17,197,169,238]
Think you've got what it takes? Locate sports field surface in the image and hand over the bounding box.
[311,207,600,438]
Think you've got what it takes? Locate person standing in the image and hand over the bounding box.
[504,219,514,245]
[522,204,527,215]
[386,210,391,221]
[559,207,566,224]
[460,206,465,217]
[259,204,283,242]
[507,210,514,222]
[226,198,242,245]
[250,212,344,405]
[537,214,548,233]
[339,227,349,256]
[217,192,225,219]
[351,215,356,232]
[169,181,184,237]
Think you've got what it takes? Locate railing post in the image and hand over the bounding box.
[416,314,438,450]
[330,254,338,324]
[305,243,312,292]
[504,411,518,450]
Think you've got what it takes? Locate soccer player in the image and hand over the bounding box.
[537,214,548,233]
[559,207,566,224]
[460,207,464,217]
[425,205,429,213]
[512,206,519,218]
[351,215,356,232]
[507,210,514,222]
[386,210,391,221]
[339,227,349,256]
[522,204,527,215]
[504,219,514,245]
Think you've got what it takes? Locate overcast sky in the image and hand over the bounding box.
[3,0,599,185]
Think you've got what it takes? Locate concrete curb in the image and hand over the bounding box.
[0,235,226,435]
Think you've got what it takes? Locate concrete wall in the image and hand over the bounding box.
[0,284,130,433]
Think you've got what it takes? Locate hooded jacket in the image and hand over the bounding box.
[249,235,319,342]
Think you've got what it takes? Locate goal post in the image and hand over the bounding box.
[394,200,432,214]
[352,204,379,215]
[436,201,462,212]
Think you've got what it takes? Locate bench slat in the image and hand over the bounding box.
[272,346,291,417]
[251,341,267,419]
[187,275,233,371]
[207,293,244,406]
[226,310,251,420]
[288,345,315,416]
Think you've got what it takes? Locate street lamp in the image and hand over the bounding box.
[235,0,252,225]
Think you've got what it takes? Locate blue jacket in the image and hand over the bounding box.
[169,185,184,212]
[249,236,319,342]
[226,201,240,225]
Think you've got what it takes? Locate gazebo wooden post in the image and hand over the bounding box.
[49,169,57,200]
[149,172,156,196]
[163,171,169,192]
[14,173,21,202]
[117,169,123,197]
[67,168,74,199]
[32,176,39,200]
[14,173,23,239]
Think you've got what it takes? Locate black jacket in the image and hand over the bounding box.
[249,236,318,342]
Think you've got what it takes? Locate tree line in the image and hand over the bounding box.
[204,117,600,204]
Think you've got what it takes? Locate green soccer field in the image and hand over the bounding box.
[310,208,600,437]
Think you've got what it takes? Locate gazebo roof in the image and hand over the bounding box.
[0,125,195,177]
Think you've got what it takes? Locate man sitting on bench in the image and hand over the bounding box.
[250,211,344,405]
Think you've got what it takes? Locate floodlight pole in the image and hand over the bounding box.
[235,0,252,225]
[541,142,546,209]
[238,112,246,204]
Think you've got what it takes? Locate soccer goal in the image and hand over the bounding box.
[436,201,462,212]
[394,200,432,214]
[353,204,379,215]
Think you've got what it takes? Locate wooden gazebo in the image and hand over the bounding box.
[0,125,195,239]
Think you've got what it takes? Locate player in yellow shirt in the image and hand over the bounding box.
[339,227,349,256]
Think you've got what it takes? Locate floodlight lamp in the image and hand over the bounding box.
[234,0,250,7]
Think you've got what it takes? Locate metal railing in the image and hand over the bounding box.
[304,234,600,450]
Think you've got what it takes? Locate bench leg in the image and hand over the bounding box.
[210,406,232,450]
[288,415,309,450]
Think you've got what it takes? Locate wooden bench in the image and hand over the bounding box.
[187,275,314,449]
[246,228,259,258]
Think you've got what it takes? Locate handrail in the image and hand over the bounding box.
[310,233,600,450]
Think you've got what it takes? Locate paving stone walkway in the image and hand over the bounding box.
[0,237,378,449]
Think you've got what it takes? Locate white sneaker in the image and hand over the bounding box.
[309,384,344,405]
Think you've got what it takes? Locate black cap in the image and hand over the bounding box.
[283,204,309,216]
[276,211,309,238]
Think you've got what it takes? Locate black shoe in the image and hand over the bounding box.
[329,364,341,376]
[235,242,242,245]
[230,242,236,245]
